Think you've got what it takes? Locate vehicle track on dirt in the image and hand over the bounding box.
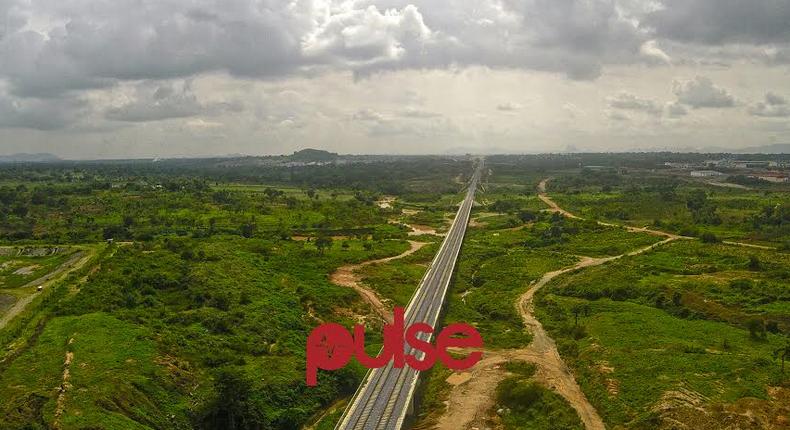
[329,240,427,323]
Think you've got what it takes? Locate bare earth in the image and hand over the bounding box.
[0,250,92,330]
[329,241,427,323]
[53,338,75,430]
[432,349,533,430]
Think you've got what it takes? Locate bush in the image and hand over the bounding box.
[700,232,720,243]
[496,378,543,411]
[747,318,766,340]
[558,340,580,358]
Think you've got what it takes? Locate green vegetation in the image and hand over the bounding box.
[544,168,789,245]
[0,250,75,290]
[495,361,583,430]
[535,239,790,427]
[1,153,788,429]
[359,241,440,307]
[1,236,414,429]
[0,156,473,429]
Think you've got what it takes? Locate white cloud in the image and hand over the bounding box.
[673,76,736,108]
[607,110,630,121]
[748,92,790,117]
[352,108,385,121]
[302,4,434,68]
[639,40,672,65]
[1,0,790,155]
[608,92,662,115]
[497,102,523,112]
[665,101,688,118]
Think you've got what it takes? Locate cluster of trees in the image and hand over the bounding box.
[752,203,790,228]
[45,234,382,429]
[685,190,721,225]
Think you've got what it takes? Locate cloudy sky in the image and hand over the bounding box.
[1,0,790,158]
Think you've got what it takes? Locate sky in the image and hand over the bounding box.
[1,0,790,158]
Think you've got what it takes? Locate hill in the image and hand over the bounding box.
[0,153,61,163]
[289,148,338,162]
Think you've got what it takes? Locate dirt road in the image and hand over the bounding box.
[515,238,676,430]
[0,250,92,330]
[540,177,778,249]
[538,178,685,239]
[429,181,685,430]
[329,241,427,323]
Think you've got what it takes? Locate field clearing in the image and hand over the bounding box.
[0,250,76,291]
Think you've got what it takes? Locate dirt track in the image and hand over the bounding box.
[431,180,688,430]
[516,239,678,430]
[0,250,92,330]
[329,241,427,323]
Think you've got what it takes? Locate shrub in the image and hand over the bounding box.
[496,378,543,411]
[700,232,720,243]
[748,255,761,271]
[747,318,766,340]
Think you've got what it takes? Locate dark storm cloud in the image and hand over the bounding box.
[3,0,759,104]
[0,0,653,102]
[348,0,648,80]
[0,92,88,130]
[0,0,305,97]
[644,0,790,45]
[105,81,242,122]
[0,0,788,135]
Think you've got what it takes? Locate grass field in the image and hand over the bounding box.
[1,156,788,430]
[0,250,75,290]
[535,238,790,427]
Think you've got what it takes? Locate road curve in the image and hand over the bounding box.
[335,160,484,430]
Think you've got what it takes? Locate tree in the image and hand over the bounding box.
[774,339,790,375]
[263,187,283,201]
[518,210,537,223]
[239,222,255,238]
[11,204,28,218]
[686,189,721,225]
[305,188,317,199]
[747,318,766,340]
[686,190,707,213]
[200,366,261,429]
[315,235,333,254]
[748,255,761,271]
[571,303,591,326]
[700,232,719,243]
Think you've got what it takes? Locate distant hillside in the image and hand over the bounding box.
[732,143,790,154]
[0,153,61,163]
[288,148,338,162]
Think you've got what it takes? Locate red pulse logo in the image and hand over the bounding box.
[306,307,483,386]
